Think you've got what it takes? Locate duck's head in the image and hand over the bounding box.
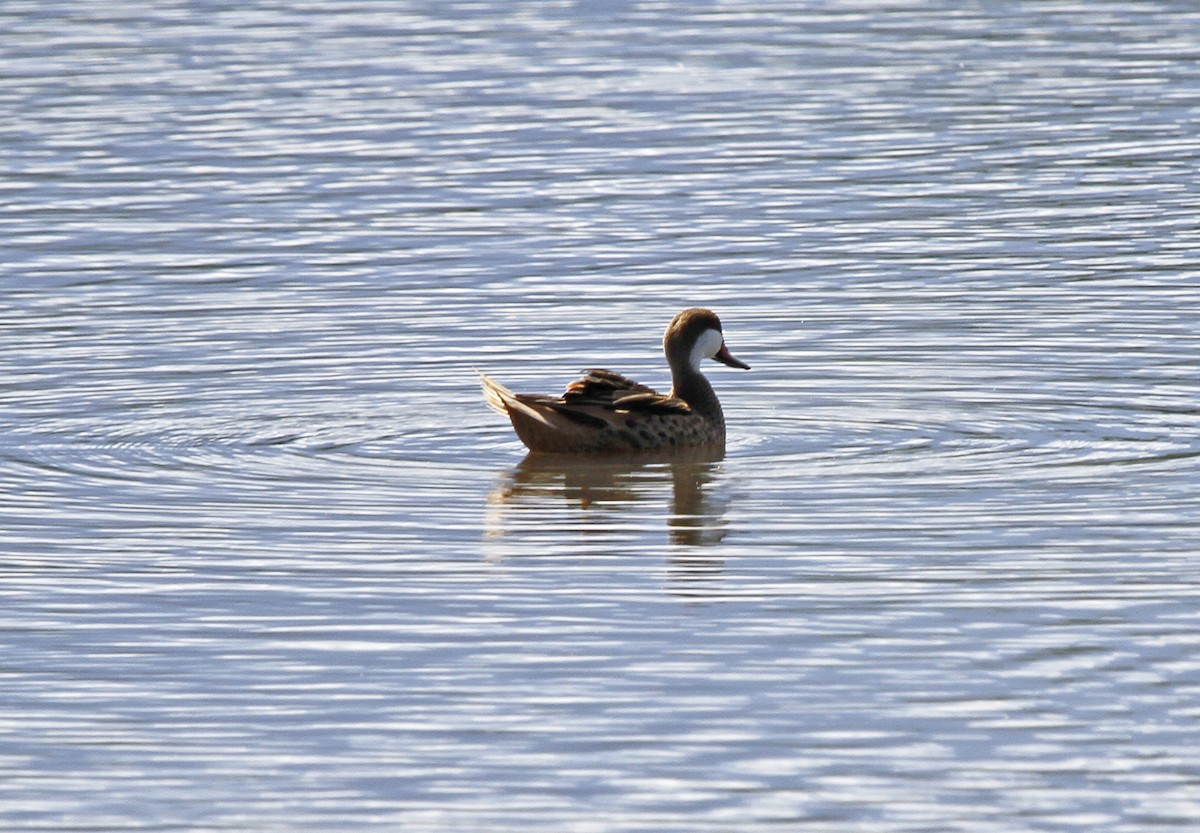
[664,308,750,372]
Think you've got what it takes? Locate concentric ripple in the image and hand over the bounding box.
[2,2,1200,832]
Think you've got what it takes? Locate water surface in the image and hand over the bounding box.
[3,2,1200,831]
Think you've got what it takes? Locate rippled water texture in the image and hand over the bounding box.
[3,2,1200,830]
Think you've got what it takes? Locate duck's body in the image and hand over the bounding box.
[481,308,749,453]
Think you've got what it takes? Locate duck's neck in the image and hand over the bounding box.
[669,362,725,428]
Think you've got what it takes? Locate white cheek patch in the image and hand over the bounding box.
[689,328,724,371]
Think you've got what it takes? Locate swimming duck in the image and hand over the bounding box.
[480,307,749,453]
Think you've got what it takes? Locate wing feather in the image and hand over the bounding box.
[612,392,692,415]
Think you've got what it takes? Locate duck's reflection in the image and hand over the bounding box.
[484,446,730,572]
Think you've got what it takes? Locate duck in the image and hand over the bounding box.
[480,307,749,453]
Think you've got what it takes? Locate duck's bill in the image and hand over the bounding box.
[715,343,750,370]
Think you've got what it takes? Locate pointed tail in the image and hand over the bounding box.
[479,371,517,417]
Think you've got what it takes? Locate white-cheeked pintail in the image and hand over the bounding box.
[481,308,749,453]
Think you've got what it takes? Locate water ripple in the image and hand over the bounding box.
[4,2,1200,831]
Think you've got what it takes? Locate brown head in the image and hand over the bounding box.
[663,308,750,374]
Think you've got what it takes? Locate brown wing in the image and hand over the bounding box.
[506,369,683,428]
[560,369,691,415]
[611,392,692,415]
[561,369,658,405]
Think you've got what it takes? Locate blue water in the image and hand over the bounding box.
[3,2,1200,830]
